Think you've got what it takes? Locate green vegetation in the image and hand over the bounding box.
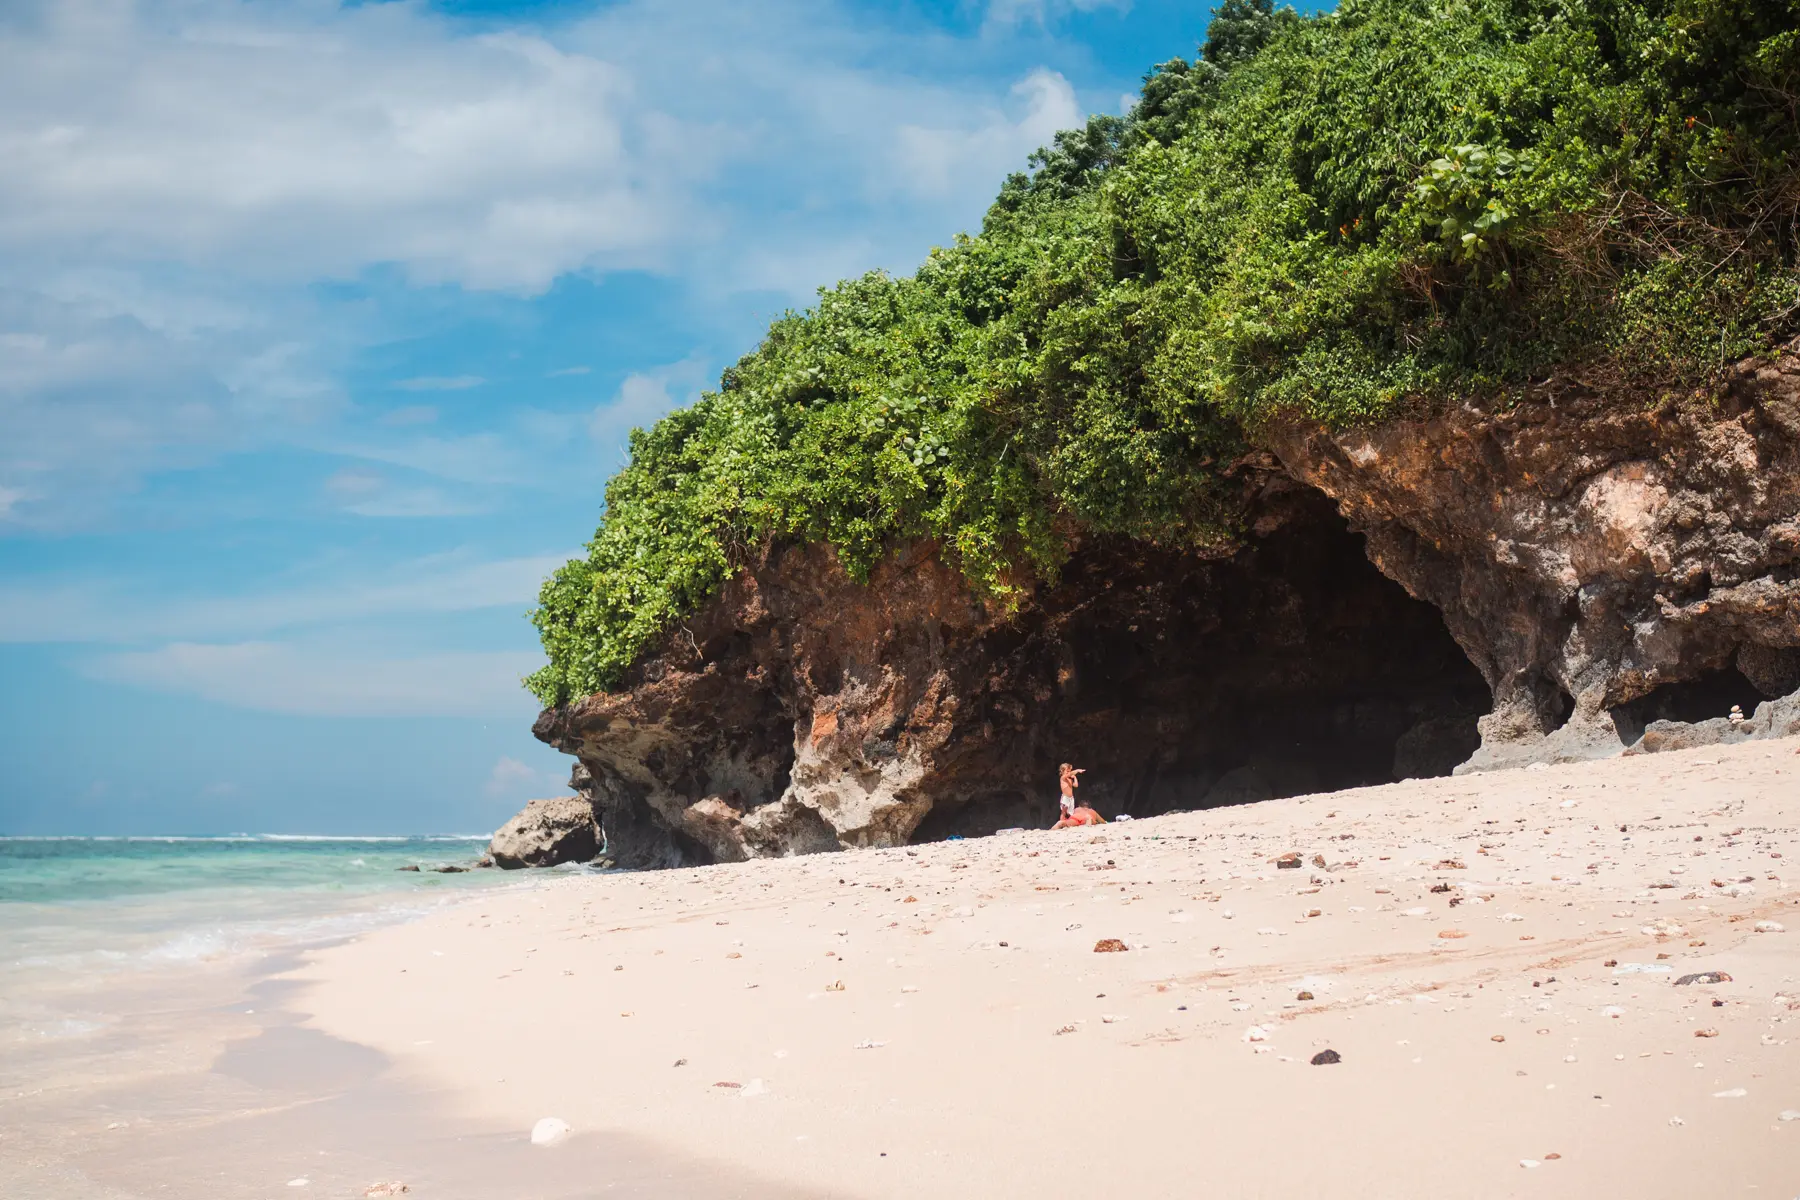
[529,0,1800,706]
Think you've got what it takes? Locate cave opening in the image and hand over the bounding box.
[1609,666,1769,745]
[914,489,1493,840]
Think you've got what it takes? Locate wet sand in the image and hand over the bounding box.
[295,738,1800,1198]
[1,950,820,1198]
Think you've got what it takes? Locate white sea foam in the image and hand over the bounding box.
[0,836,523,998]
[257,834,413,842]
[24,1017,109,1040]
[145,930,234,963]
[0,834,487,843]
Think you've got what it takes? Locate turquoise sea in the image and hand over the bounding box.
[0,836,531,995]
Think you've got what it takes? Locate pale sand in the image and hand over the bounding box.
[298,739,1800,1198]
[1,952,816,1198]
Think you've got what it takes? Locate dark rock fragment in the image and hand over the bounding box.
[1674,971,1732,986]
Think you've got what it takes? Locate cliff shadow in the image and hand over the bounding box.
[914,489,1493,838]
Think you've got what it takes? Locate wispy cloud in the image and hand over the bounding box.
[0,0,1113,530]
[1,3,681,292]
[0,281,346,530]
[321,467,484,518]
[985,0,1132,31]
[328,430,535,487]
[484,755,552,799]
[546,365,590,377]
[86,641,542,717]
[894,68,1079,200]
[589,355,712,453]
[380,405,439,426]
[0,550,571,644]
[393,375,485,392]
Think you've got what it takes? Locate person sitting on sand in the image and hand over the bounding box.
[1052,804,1106,830]
[1050,764,1105,829]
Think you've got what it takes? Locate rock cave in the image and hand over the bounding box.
[534,481,1496,868]
[532,351,1800,869]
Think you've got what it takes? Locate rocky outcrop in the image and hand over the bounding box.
[487,796,602,868]
[534,487,1490,867]
[1264,343,1800,771]
[533,344,1800,865]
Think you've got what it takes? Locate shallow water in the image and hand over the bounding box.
[0,835,546,1064]
[0,839,806,1199]
[0,835,505,975]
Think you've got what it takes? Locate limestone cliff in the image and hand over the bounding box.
[531,344,1800,868]
[1264,345,1800,770]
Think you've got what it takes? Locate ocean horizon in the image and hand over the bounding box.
[0,834,547,1013]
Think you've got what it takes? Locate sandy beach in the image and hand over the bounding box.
[281,738,1800,1198]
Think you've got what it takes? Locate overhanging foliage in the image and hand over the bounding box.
[529,0,1800,706]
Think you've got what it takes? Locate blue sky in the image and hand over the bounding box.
[0,0,1273,835]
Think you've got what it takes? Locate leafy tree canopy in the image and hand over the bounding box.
[528,0,1800,706]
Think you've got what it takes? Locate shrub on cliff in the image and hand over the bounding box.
[528,0,1800,707]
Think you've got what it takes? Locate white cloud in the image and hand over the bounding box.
[590,356,712,453]
[86,641,542,717]
[0,550,571,644]
[985,0,1132,30]
[0,0,1110,527]
[894,69,1080,201]
[2,0,1101,298]
[546,365,590,377]
[1,3,681,292]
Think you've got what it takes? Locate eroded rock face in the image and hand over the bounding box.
[533,349,1800,863]
[1264,343,1800,770]
[488,795,602,868]
[534,489,1491,867]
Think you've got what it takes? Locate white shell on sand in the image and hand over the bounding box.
[530,1117,570,1146]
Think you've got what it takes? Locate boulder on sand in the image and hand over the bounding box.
[488,796,601,869]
